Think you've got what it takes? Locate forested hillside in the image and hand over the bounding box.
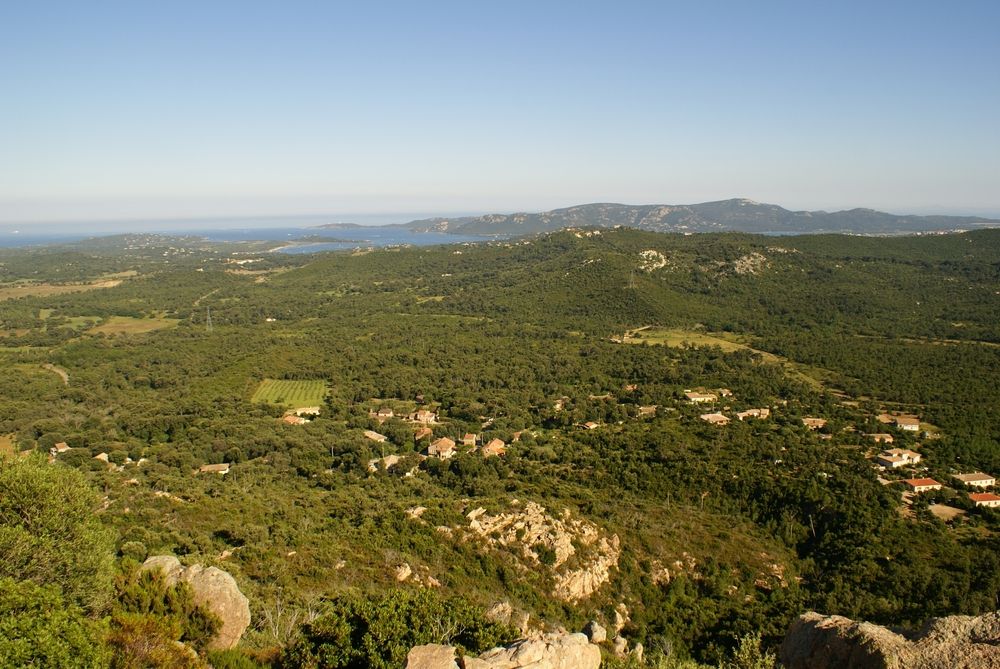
[1,228,999,667]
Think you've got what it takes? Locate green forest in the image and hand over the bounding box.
[2,228,999,668]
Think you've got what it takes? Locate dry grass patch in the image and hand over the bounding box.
[622,326,838,391]
[0,279,122,301]
[88,316,179,335]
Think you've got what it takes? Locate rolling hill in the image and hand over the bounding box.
[396,199,1000,236]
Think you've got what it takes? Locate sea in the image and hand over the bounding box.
[0,214,496,253]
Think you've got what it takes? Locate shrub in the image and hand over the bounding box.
[115,568,222,651]
[0,456,115,613]
[280,588,516,669]
[0,577,110,669]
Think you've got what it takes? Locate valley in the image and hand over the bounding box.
[2,228,1000,668]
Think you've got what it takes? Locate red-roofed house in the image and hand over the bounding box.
[481,439,506,458]
[970,492,1000,508]
[50,441,71,456]
[877,448,921,468]
[411,410,438,424]
[428,437,456,459]
[904,478,942,493]
[700,412,730,426]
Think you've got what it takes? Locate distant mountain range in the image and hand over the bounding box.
[361,200,1000,236]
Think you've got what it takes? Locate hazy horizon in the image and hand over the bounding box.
[3,198,1000,236]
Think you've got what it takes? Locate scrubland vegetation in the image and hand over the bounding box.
[1,228,999,667]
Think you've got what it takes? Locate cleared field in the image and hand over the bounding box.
[88,316,179,336]
[0,434,14,456]
[623,326,833,391]
[624,327,773,358]
[251,379,328,407]
[0,279,121,301]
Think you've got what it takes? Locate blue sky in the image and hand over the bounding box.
[2,0,999,224]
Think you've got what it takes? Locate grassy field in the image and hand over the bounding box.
[624,326,769,355]
[623,326,834,391]
[251,379,328,407]
[0,434,14,456]
[0,279,122,301]
[88,316,180,336]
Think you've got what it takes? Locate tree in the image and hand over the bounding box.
[0,577,110,669]
[281,589,516,669]
[0,455,115,613]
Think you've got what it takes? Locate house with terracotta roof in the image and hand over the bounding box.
[700,412,730,426]
[49,441,71,456]
[867,433,894,444]
[802,417,827,430]
[481,438,506,458]
[895,416,921,432]
[638,405,658,417]
[970,492,1000,508]
[428,437,456,459]
[413,427,433,441]
[877,448,921,468]
[581,421,601,430]
[736,408,770,420]
[952,472,995,488]
[199,463,231,475]
[461,433,478,447]
[410,409,438,424]
[282,414,307,426]
[364,430,387,443]
[685,391,717,403]
[368,454,403,473]
[904,478,942,493]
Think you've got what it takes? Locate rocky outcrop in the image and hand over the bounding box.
[780,610,1000,669]
[583,620,607,644]
[407,633,601,669]
[141,555,251,650]
[407,644,459,669]
[461,501,620,602]
[468,633,601,669]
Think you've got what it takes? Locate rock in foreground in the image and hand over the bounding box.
[780,610,1000,669]
[141,555,251,650]
[407,632,601,669]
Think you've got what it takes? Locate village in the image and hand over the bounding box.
[37,372,998,527]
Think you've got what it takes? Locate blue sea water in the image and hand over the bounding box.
[0,215,497,251]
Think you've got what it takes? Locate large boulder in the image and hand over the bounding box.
[141,555,251,650]
[583,620,607,644]
[468,632,601,669]
[406,644,459,669]
[781,610,1000,669]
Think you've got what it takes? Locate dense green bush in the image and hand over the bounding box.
[115,568,222,651]
[0,455,115,613]
[0,577,110,669]
[281,589,516,669]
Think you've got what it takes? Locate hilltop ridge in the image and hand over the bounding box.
[391,199,999,236]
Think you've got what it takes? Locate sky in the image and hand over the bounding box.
[2,0,999,226]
